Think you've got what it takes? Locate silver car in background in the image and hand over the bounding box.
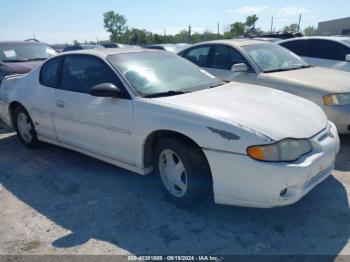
[279,36,350,72]
[145,44,191,53]
[179,39,350,134]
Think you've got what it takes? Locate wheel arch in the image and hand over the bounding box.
[143,130,212,175]
[8,101,25,127]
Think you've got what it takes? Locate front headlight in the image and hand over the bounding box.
[247,139,312,162]
[324,93,350,106]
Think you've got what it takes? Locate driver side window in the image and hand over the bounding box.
[210,45,248,70]
[61,55,122,94]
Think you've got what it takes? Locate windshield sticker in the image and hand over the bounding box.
[46,48,56,55]
[3,50,17,58]
[200,70,216,79]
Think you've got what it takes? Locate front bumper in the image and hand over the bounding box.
[204,122,340,208]
[324,105,350,134]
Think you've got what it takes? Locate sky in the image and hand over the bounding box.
[0,0,349,44]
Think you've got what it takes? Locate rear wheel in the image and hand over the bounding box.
[155,138,212,207]
[13,106,39,148]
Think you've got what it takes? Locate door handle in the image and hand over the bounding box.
[56,100,65,108]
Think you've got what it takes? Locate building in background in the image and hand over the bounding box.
[318,17,350,36]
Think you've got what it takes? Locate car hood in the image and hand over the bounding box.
[262,67,350,94]
[1,61,43,74]
[154,83,328,141]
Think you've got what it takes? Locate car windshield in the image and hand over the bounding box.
[0,43,58,62]
[108,51,223,97]
[242,44,310,73]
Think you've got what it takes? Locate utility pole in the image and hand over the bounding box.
[217,23,220,36]
[298,14,302,32]
[164,28,166,37]
[270,17,274,33]
[188,25,192,44]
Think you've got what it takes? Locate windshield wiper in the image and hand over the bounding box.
[210,82,225,88]
[299,65,313,69]
[2,59,29,63]
[264,65,313,73]
[2,58,47,63]
[264,68,294,73]
[26,58,48,61]
[143,90,188,98]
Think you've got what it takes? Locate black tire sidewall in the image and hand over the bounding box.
[154,138,211,207]
[13,106,39,148]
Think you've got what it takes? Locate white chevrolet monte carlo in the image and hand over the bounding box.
[0,48,340,208]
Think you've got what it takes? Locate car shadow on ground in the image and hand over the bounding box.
[0,130,349,256]
[336,135,350,172]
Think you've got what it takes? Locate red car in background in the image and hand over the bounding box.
[0,40,58,83]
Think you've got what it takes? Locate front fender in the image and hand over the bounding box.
[133,99,272,169]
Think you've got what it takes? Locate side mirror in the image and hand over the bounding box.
[90,83,124,98]
[231,63,248,73]
[346,54,350,62]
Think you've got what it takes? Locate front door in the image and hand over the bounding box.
[53,55,134,165]
[205,44,257,83]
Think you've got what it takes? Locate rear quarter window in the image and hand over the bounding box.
[40,57,63,88]
[183,46,211,67]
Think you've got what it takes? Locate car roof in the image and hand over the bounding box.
[253,37,282,42]
[0,41,48,45]
[56,48,159,59]
[145,44,183,48]
[192,39,268,48]
[279,36,350,44]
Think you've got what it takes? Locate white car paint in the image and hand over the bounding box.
[279,37,350,72]
[0,49,340,208]
[180,39,350,134]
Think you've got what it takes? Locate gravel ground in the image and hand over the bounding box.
[0,120,349,257]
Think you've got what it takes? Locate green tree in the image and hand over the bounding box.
[174,30,189,43]
[283,23,299,32]
[304,26,318,36]
[103,11,127,42]
[245,15,259,33]
[151,34,164,44]
[229,22,245,37]
[191,30,220,43]
[224,15,260,38]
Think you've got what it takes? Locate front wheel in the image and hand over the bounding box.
[154,138,212,207]
[13,106,39,148]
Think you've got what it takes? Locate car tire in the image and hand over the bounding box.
[13,106,39,148]
[154,138,212,207]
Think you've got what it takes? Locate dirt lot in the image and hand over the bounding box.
[0,119,349,256]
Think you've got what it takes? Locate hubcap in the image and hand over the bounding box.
[17,112,33,143]
[159,149,188,198]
